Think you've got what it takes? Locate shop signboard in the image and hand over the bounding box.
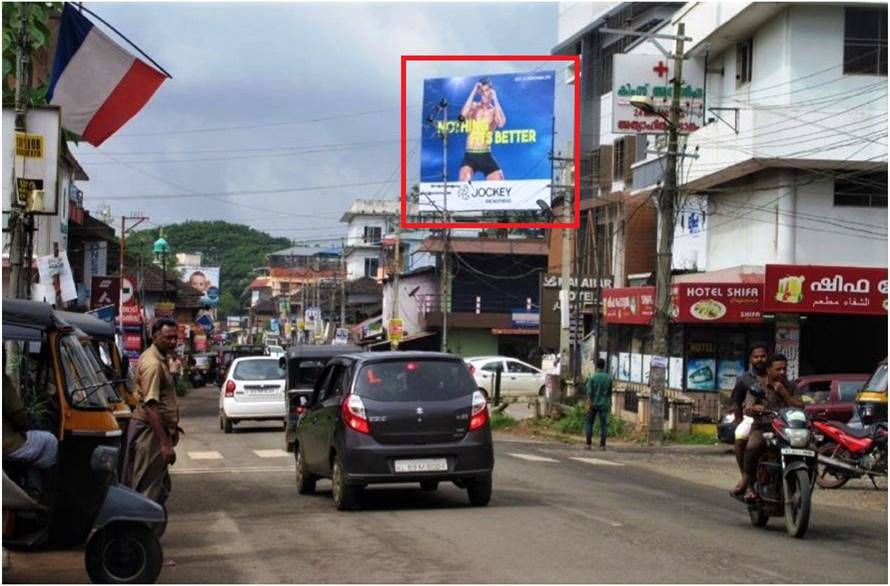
[511,310,540,328]
[2,107,61,214]
[334,328,349,345]
[120,304,143,326]
[90,276,120,310]
[123,332,142,352]
[388,319,404,343]
[765,264,888,315]
[674,283,763,323]
[602,287,655,325]
[540,273,612,349]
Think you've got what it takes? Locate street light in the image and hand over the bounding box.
[153,230,171,302]
[629,95,673,128]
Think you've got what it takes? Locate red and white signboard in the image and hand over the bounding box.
[764,265,888,315]
[603,287,655,324]
[123,332,143,352]
[120,304,143,326]
[121,276,137,306]
[674,283,763,324]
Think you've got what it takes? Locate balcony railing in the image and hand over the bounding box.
[417,293,537,316]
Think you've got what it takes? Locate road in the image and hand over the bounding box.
[7,386,888,583]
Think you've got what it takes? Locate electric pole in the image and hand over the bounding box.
[390,231,401,351]
[8,4,31,299]
[339,238,346,327]
[439,99,450,353]
[558,188,573,387]
[648,22,686,444]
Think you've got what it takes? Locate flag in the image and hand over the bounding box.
[46,4,167,147]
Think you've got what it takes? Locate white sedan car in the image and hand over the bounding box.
[465,356,547,398]
[219,357,286,433]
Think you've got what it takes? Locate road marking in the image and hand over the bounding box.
[187,451,223,460]
[551,503,623,528]
[570,457,625,467]
[172,465,295,476]
[507,453,560,463]
[253,449,290,458]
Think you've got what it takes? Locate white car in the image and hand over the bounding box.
[465,356,547,398]
[219,357,286,433]
[266,345,286,359]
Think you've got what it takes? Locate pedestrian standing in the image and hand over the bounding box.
[122,318,180,506]
[585,358,613,451]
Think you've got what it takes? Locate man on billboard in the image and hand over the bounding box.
[459,79,507,181]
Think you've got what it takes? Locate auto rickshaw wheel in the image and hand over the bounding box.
[85,521,162,584]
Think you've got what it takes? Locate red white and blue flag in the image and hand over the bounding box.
[47,4,167,147]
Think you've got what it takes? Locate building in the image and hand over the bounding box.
[586,1,887,420]
[340,199,399,281]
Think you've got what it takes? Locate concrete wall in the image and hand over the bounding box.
[557,2,619,45]
[382,271,438,337]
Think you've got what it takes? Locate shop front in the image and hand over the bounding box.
[764,264,888,378]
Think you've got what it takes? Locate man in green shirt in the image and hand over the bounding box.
[585,358,613,450]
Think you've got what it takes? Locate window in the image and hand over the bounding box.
[736,39,753,86]
[363,226,382,244]
[280,282,290,294]
[839,381,864,402]
[355,360,476,402]
[613,138,627,180]
[507,361,539,375]
[481,361,503,373]
[233,359,285,381]
[834,172,888,207]
[364,257,380,278]
[844,6,888,75]
[800,380,831,405]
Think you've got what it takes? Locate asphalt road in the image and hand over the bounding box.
[6,386,888,583]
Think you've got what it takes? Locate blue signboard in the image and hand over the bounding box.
[88,304,116,324]
[420,70,555,213]
[511,309,540,329]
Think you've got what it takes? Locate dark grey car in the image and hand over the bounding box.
[294,352,494,510]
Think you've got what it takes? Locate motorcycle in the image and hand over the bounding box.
[733,407,817,538]
[813,417,887,490]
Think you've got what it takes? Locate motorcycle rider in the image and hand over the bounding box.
[742,353,804,501]
[730,343,770,496]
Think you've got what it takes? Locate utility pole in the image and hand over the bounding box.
[8,4,31,299]
[119,215,148,341]
[438,99,450,353]
[558,188,573,388]
[339,239,346,326]
[390,231,401,350]
[648,22,686,444]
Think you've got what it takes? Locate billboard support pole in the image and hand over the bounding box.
[439,100,450,353]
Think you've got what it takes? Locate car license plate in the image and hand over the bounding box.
[781,448,814,457]
[394,458,448,473]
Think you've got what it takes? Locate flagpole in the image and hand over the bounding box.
[74,3,173,79]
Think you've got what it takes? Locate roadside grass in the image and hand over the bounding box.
[490,410,517,431]
[663,430,718,445]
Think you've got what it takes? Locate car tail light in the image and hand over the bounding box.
[467,364,476,376]
[295,405,305,416]
[468,390,489,431]
[341,394,370,435]
[406,362,418,371]
[225,380,235,397]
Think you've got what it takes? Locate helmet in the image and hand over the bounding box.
[859,402,877,425]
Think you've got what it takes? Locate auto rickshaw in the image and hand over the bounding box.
[856,357,888,425]
[57,310,136,425]
[281,344,363,452]
[2,299,164,583]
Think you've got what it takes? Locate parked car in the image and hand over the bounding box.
[266,344,286,359]
[282,344,364,452]
[797,373,869,422]
[294,352,494,510]
[465,356,546,398]
[219,357,287,433]
[717,372,870,444]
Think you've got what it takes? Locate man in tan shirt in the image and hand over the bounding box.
[123,318,180,505]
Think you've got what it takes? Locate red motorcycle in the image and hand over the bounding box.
[813,419,887,489]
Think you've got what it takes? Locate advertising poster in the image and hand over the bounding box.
[764,264,888,316]
[686,358,716,391]
[619,352,631,381]
[419,71,555,213]
[609,354,619,380]
[602,287,655,324]
[668,357,684,390]
[180,266,221,307]
[630,354,643,383]
[775,314,801,381]
[717,360,746,391]
[36,252,77,302]
[642,354,652,385]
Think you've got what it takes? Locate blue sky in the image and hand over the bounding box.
[73,2,571,242]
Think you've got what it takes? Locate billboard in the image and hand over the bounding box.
[180,266,221,307]
[419,70,555,214]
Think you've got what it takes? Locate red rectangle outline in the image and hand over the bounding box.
[401,54,580,230]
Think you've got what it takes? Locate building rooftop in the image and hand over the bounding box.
[340,199,400,223]
[269,245,342,258]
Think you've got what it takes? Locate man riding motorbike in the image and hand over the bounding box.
[742,353,804,501]
[730,343,770,496]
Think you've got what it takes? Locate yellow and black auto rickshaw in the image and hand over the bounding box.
[2,299,164,583]
[856,358,888,425]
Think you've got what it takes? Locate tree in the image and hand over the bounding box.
[218,291,241,318]
[2,3,61,105]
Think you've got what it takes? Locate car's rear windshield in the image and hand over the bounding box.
[296,360,326,385]
[355,359,476,402]
[233,359,285,381]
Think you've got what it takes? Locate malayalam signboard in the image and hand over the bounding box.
[673,283,763,324]
[611,54,705,135]
[539,273,612,349]
[764,265,888,315]
[602,287,655,325]
[419,71,555,213]
[2,106,61,214]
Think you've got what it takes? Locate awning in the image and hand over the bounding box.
[366,331,436,349]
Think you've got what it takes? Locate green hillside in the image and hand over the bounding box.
[126,221,291,313]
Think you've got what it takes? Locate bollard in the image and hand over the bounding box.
[494,364,503,406]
